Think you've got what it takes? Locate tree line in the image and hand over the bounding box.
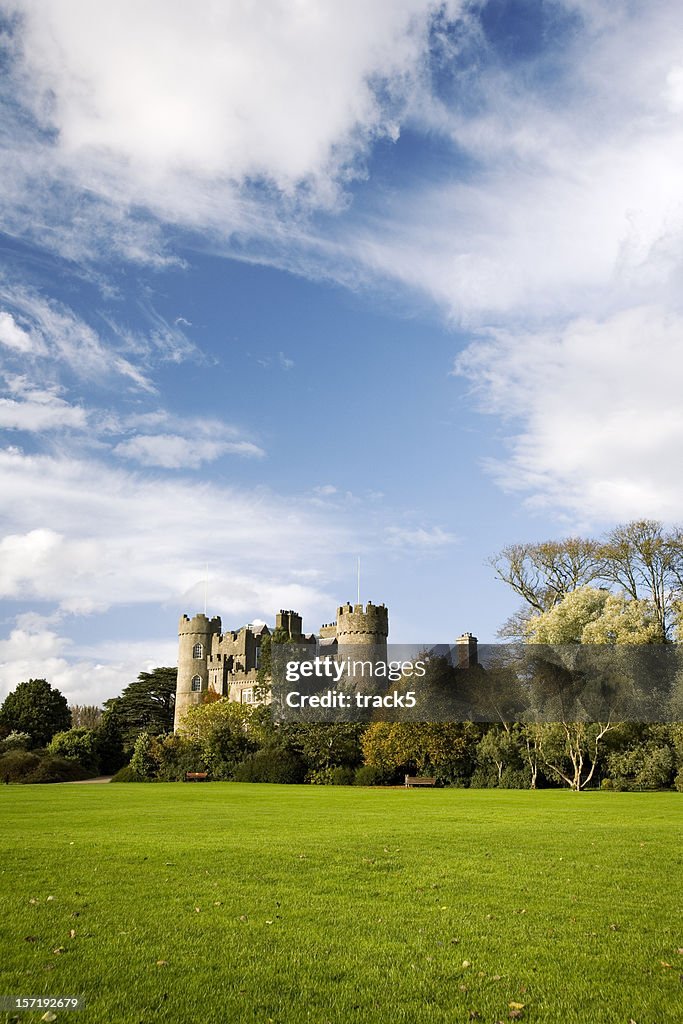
[1,519,682,791]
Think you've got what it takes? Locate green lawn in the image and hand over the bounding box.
[0,785,681,1024]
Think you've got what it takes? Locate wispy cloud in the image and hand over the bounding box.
[454,305,683,521]
[385,525,458,549]
[112,433,264,469]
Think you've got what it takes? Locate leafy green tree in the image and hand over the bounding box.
[0,679,71,747]
[291,722,365,779]
[362,721,479,785]
[178,698,257,779]
[524,587,661,645]
[104,667,176,749]
[48,727,101,774]
[94,708,126,774]
[534,720,613,791]
[476,727,523,785]
[130,731,159,779]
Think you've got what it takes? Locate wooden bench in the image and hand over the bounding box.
[404,775,436,788]
[185,772,208,782]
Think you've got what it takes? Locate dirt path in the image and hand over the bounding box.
[63,776,114,784]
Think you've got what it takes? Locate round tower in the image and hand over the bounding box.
[335,601,389,646]
[175,613,222,731]
[335,602,389,679]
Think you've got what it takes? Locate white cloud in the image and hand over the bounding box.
[0,627,178,704]
[0,392,86,431]
[0,310,39,352]
[0,447,353,614]
[0,0,456,265]
[385,525,458,549]
[112,433,264,468]
[454,305,683,521]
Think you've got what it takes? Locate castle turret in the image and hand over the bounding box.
[175,613,222,731]
[335,601,389,647]
[334,601,389,679]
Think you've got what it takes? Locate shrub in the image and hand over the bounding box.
[0,749,41,782]
[130,731,160,779]
[468,767,497,789]
[234,746,306,784]
[607,743,676,791]
[153,734,206,782]
[48,727,101,774]
[674,770,683,793]
[0,731,32,752]
[307,765,355,785]
[110,764,148,783]
[328,765,355,785]
[354,764,390,787]
[499,767,530,790]
[25,756,89,784]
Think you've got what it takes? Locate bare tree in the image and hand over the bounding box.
[490,537,602,637]
[69,705,103,729]
[598,520,683,641]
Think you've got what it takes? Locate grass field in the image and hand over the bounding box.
[0,785,681,1024]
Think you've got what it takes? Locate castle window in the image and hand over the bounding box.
[193,642,203,659]
[191,675,202,692]
[242,687,254,704]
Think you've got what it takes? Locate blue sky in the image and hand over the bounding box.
[2,0,683,705]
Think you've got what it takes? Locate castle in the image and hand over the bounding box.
[175,601,477,730]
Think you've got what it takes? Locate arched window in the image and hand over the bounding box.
[191,675,202,692]
[192,642,203,659]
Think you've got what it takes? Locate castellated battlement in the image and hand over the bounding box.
[178,613,222,635]
[336,601,389,641]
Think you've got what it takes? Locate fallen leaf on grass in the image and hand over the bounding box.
[29,898,38,905]
[40,1013,57,1023]
[46,896,54,902]
[462,960,472,968]
[509,1003,525,1010]
[156,960,169,966]
[194,907,201,913]
[52,946,65,954]
[69,929,76,938]
[469,1012,481,1020]
[509,1012,523,1021]
[239,915,248,922]
[265,920,273,925]
[678,949,683,955]
[660,961,673,968]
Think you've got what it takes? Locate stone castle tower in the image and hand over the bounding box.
[175,613,222,731]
